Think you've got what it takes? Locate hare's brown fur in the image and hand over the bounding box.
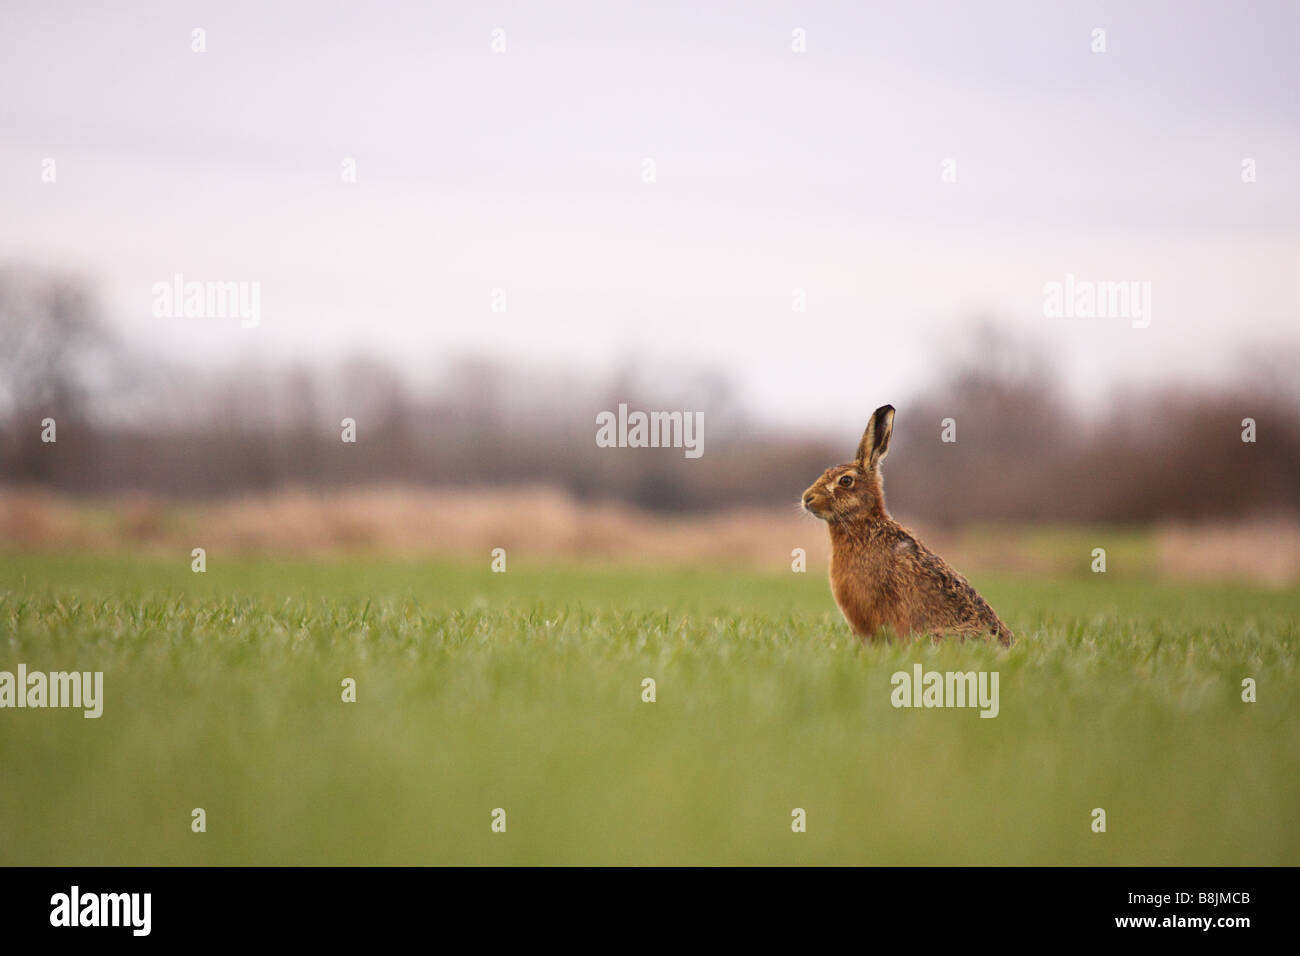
[802,405,1014,645]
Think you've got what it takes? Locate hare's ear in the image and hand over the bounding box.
[855,404,895,470]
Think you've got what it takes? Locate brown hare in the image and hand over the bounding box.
[802,405,1014,645]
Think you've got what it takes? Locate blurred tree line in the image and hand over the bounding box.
[2,270,1297,523]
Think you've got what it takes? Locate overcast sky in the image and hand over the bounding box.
[2,0,1297,433]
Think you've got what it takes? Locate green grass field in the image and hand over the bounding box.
[1,551,1296,865]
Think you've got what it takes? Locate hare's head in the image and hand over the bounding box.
[801,404,895,523]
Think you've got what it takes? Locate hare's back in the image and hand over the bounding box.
[896,531,1004,632]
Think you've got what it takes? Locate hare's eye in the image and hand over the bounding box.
[838,475,853,487]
